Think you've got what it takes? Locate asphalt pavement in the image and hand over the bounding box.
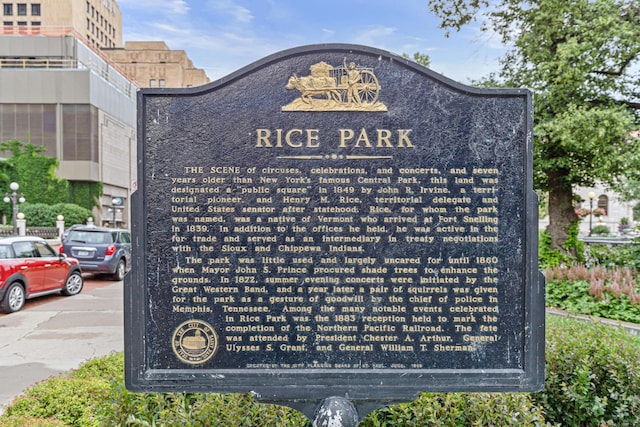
[0,278,124,414]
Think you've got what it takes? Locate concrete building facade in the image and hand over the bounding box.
[103,41,209,88]
[2,0,122,49]
[0,34,136,227]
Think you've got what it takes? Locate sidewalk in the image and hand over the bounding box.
[0,281,124,414]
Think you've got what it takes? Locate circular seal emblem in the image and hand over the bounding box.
[172,320,218,365]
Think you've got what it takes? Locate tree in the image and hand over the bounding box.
[426,0,640,252]
[402,52,431,68]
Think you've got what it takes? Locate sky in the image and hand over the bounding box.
[116,0,507,85]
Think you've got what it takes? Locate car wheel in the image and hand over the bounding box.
[61,271,83,296]
[1,282,25,313]
[112,258,126,281]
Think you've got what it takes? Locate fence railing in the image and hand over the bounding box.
[0,226,59,239]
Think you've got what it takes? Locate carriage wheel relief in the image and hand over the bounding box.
[282,60,387,112]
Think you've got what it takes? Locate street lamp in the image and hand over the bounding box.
[110,197,123,228]
[588,192,595,236]
[3,182,25,235]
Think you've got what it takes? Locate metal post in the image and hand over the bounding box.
[312,397,359,427]
[588,192,595,236]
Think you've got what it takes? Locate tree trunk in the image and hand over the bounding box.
[546,171,578,252]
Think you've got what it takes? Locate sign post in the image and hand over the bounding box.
[125,44,544,422]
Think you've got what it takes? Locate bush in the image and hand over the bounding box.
[534,316,640,426]
[3,318,640,426]
[587,242,640,270]
[2,377,110,427]
[590,224,610,236]
[361,393,549,426]
[17,203,91,227]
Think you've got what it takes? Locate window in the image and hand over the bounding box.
[35,241,55,257]
[149,79,157,87]
[159,79,166,88]
[62,104,98,162]
[3,4,12,15]
[597,195,609,216]
[13,241,36,258]
[17,4,26,16]
[0,104,57,156]
[31,3,40,16]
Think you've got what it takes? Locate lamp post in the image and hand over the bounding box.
[588,192,595,236]
[110,197,123,228]
[3,182,25,235]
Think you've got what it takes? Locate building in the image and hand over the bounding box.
[2,0,122,49]
[0,0,135,227]
[103,41,209,88]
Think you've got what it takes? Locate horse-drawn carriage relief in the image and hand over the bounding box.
[282,59,387,112]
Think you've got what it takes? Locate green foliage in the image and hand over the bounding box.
[0,416,67,427]
[587,242,640,270]
[52,203,93,226]
[0,140,69,207]
[401,52,431,67]
[17,203,91,227]
[361,393,549,426]
[3,377,110,427]
[539,223,585,268]
[68,181,103,211]
[3,322,640,426]
[103,388,309,427]
[546,279,640,323]
[426,0,640,250]
[534,316,640,426]
[590,224,611,236]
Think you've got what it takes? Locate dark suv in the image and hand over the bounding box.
[59,227,132,280]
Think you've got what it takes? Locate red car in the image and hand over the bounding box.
[0,236,83,314]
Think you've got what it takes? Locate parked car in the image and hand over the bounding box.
[59,226,131,281]
[0,236,83,314]
[61,223,96,241]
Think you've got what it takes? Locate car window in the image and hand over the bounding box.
[69,231,111,244]
[13,241,36,258]
[120,232,131,244]
[0,245,12,259]
[35,241,55,257]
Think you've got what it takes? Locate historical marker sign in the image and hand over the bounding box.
[126,44,544,409]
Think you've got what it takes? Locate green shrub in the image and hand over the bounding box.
[0,416,67,427]
[587,242,640,270]
[18,203,91,227]
[534,316,640,426]
[3,318,640,426]
[51,203,93,227]
[590,224,610,236]
[546,279,640,323]
[3,377,110,427]
[361,392,549,426]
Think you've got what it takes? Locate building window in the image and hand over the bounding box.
[159,79,166,88]
[597,195,609,215]
[17,4,26,16]
[149,79,157,88]
[0,104,57,156]
[31,4,40,16]
[62,105,98,162]
[3,4,12,16]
